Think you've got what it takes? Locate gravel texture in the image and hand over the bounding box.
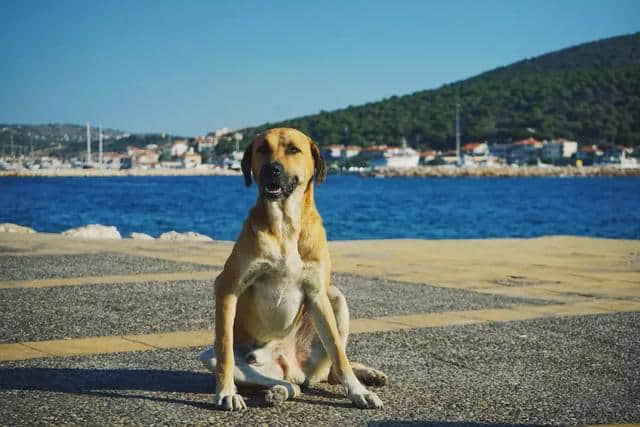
[1,312,638,425]
[334,273,551,319]
[0,252,218,281]
[1,273,550,343]
[0,279,215,343]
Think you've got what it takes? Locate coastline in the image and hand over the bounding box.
[1,165,639,178]
[0,168,242,178]
[360,165,640,178]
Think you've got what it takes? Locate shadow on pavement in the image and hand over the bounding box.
[0,367,213,394]
[0,367,351,410]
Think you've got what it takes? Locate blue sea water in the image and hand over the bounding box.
[0,175,638,240]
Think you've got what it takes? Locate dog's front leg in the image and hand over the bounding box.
[214,280,247,411]
[304,269,383,409]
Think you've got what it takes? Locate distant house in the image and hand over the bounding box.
[212,128,230,138]
[489,143,510,160]
[160,160,183,169]
[540,139,578,164]
[171,140,189,157]
[343,145,362,158]
[126,148,160,169]
[197,137,217,153]
[509,138,543,165]
[420,150,437,163]
[576,145,603,166]
[360,145,388,160]
[182,149,202,168]
[440,149,459,165]
[461,142,489,166]
[126,146,141,156]
[101,152,124,170]
[597,145,636,167]
[323,144,344,159]
[461,142,488,156]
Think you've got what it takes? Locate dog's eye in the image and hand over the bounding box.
[286,145,301,154]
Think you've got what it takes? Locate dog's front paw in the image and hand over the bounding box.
[215,392,247,411]
[349,390,383,409]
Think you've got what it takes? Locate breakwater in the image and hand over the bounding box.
[0,168,242,178]
[360,165,640,178]
[3,165,637,178]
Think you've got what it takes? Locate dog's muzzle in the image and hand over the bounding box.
[259,162,298,200]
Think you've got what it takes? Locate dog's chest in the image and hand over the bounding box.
[250,242,306,339]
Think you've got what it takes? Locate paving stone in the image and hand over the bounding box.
[0,252,218,281]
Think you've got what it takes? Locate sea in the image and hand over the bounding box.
[1,175,638,240]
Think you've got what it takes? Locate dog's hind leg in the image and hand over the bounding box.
[349,362,388,387]
[303,286,389,387]
[305,285,350,384]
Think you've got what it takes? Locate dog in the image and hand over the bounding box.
[199,128,387,411]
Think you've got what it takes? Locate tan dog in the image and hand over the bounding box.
[199,128,387,411]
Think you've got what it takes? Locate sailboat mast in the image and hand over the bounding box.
[455,103,461,166]
[86,122,91,165]
[99,125,103,168]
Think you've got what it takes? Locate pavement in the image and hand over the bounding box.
[0,233,639,426]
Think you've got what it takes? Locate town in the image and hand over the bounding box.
[0,124,638,174]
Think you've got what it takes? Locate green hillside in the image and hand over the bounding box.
[240,32,640,149]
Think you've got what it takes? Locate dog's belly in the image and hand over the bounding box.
[245,274,305,342]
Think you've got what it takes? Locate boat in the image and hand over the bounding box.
[371,137,420,168]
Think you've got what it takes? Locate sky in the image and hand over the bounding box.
[1,1,639,136]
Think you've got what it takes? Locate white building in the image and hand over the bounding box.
[324,145,344,159]
[541,139,578,163]
[182,148,202,168]
[171,140,189,157]
[343,145,362,158]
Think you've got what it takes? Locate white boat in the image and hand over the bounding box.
[372,138,420,168]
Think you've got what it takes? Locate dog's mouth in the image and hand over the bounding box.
[264,182,283,198]
[262,176,298,200]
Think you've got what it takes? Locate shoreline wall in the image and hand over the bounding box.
[360,165,640,178]
[1,165,639,178]
[0,168,242,178]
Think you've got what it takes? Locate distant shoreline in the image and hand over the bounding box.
[359,165,640,178]
[1,165,639,178]
[0,168,243,178]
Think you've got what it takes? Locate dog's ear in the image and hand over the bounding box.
[310,140,326,184]
[241,142,253,187]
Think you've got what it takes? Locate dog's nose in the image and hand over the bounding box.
[266,162,283,177]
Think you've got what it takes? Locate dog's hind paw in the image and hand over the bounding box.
[356,367,388,387]
[264,384,300,406]
[265,385,288,406]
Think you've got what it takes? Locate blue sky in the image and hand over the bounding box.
[1,1,638,136]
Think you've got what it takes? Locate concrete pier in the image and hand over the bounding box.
[1,233,638,425]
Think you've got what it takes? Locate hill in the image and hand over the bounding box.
[239,32,640,149]
[0,124,130,158]
[0,124,179,159]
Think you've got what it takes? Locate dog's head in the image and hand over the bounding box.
[241,128,326,200]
